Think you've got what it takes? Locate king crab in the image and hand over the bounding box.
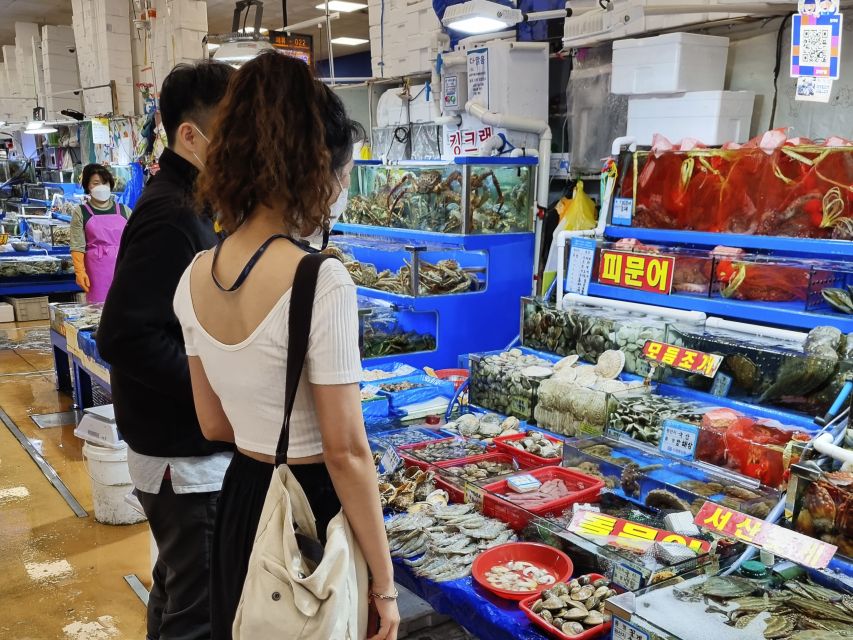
[386,170,462,212]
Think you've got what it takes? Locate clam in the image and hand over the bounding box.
[542,596,566,610]
[563,608,588,622]
[561,622,584,635]
[531,600,545,613]
[582,611,605,626]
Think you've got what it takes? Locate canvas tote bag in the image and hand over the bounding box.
[233,253,369,639]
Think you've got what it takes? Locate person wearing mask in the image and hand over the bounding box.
[69,164,131,302]
[174,52,399,640]
[96,61,234,640]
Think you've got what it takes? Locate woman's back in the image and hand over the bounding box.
[174,235,362,459]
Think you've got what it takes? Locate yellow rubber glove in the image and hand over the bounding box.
[71,250,90,293]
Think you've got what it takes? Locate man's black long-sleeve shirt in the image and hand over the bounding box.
[97,148,231,458]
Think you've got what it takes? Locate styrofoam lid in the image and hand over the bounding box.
[83,440,128,462]
[613,32,730,49]
[84,403,115,422]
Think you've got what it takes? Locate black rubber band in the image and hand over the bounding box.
[210,234,311,292]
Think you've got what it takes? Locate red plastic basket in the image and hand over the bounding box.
[481,466,604,531]
[519,573,613,640]
[432,452,547,504]
[471,542,573,601]
[493,432,566,467]
[434,368,469,390]
[397,437,488,471]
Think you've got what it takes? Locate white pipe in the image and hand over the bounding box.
[509,41,551,51]
[813,432,853,465]
[441,52,466,67]
[556,229,595,304]
[704,317,807,346]
[465,99,552,287]
[611,135,637,157]
[478,134,504,156]
[434,114,463,127]
[562,292,707,323]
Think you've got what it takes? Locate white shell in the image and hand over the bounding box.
[595,350,626,380]
[553,355,579,371]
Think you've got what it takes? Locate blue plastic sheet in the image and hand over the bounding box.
[362,395,391,420]
[76,330,110,370]
[518,0,563,41]
[378,373,456,414]
[117,162,144,209]
[393,560,548,640]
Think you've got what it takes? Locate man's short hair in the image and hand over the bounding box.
[159,62,234,146]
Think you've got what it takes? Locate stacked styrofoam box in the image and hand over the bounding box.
[104,0,134,115]
[42,25,83,118]
[15,23,42,101]
[369,0,441,78]
[611,33,755,145]
[3,47,20,97]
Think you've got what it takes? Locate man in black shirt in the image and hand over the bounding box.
[98,62,234,640]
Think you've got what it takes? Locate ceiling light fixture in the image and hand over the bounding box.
[24,121,58,135]
[207,42,221,50]
[442,0,523,34]
[330,36,368,45]
[212,39,275,66]
[315,1,367,12]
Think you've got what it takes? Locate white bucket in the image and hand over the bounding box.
[82,442,147,525]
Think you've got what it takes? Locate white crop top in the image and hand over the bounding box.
[173,255,362,458]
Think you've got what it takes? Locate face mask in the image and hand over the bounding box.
[90,185,111,202]
[190,124,210,169]
[304,175,347,249]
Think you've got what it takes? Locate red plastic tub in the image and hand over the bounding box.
[481,466,604,531]
[493,432,566,467]
[520,573,613,640]
[434,368,470,390]
[471,542,573,601]
[398,437,489,471]
[433,452,547,504]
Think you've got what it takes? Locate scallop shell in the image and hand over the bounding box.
[595,350,626,380]
[553,367,577,382]
[598,379,628,394]
[554,355,579,371]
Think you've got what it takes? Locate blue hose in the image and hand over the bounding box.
[444,378,470,421]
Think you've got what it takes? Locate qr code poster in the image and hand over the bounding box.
[791,12,843,79]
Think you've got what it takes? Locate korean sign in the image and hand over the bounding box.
[694,501,836,569]
[568,510,711,554]
[641,340,723,378]
[467,48,489,109]
[597,250,674,294]
[446,126,495,157]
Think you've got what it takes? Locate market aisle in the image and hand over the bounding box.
[0,321,148,640]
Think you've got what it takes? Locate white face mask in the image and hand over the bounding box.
[190,124,210,170]
[90,184,111,202]
[305,175,348,249]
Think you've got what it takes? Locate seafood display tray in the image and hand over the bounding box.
[494,432,566,467]
[522,493,727,591]
[586,282,853,333]
[563,436,781,520]
[398,437,493,471]
[371,426,456,448]
[519,573,612,640]
[434,452,543,503]
[481,467,604,531]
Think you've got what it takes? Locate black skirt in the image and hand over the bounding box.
[210,451,342,640]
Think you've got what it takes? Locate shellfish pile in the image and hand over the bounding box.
[443,413,522,442]
[522,302,577,356]
[469,349,555,419]
[443,459,519,482]
[534,353,645,436]
[485,561,556,592]
[376,428,446,448]
[385,503,516,582]
[528,575,616,637]
[614,319,669,376]
[377,466,438,511]
[607,395,706,444]
[407,439,489,463]
[502,430,563,459]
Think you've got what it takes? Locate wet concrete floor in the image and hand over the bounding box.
[0,320,471,640]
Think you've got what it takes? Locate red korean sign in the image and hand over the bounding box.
[694,501,836,569]
[597,250,675,294]
[642,340,723,378]
[568,510,711,554]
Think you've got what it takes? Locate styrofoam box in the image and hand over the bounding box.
[0,302,14,324]
[627,90,756,146]
[612,32,730,95]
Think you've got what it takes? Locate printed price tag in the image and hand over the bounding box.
[508,396,531,420]
[694,501,837,568]
[791,12,842,79]
[796,76,834,102]
[566,236,598,295]
[642,341,723,378]
[568,511,710,553]
[598,250,675,294]
[377,446,402,476]
[659,419,700,460]
[611,197,634,226]
[464,482,484,509]
[362,384,381,398]
[710,372,733,397]
[610,563,643,591]
[612,617,650,640]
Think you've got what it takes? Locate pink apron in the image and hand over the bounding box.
[83,201,127,303]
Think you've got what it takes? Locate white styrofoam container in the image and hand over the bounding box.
[0,302,14,324]
[612,32,730,95]
[627,90,755,146]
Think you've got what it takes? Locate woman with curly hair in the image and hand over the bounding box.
[173,51,399,640]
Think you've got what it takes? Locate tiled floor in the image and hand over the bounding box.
[0,320,470,640]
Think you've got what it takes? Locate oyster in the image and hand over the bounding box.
[645,489,692,512]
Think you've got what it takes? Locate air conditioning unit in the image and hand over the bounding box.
[563,0,752,49]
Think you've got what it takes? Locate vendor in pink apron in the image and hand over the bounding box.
[70,164,132,303]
